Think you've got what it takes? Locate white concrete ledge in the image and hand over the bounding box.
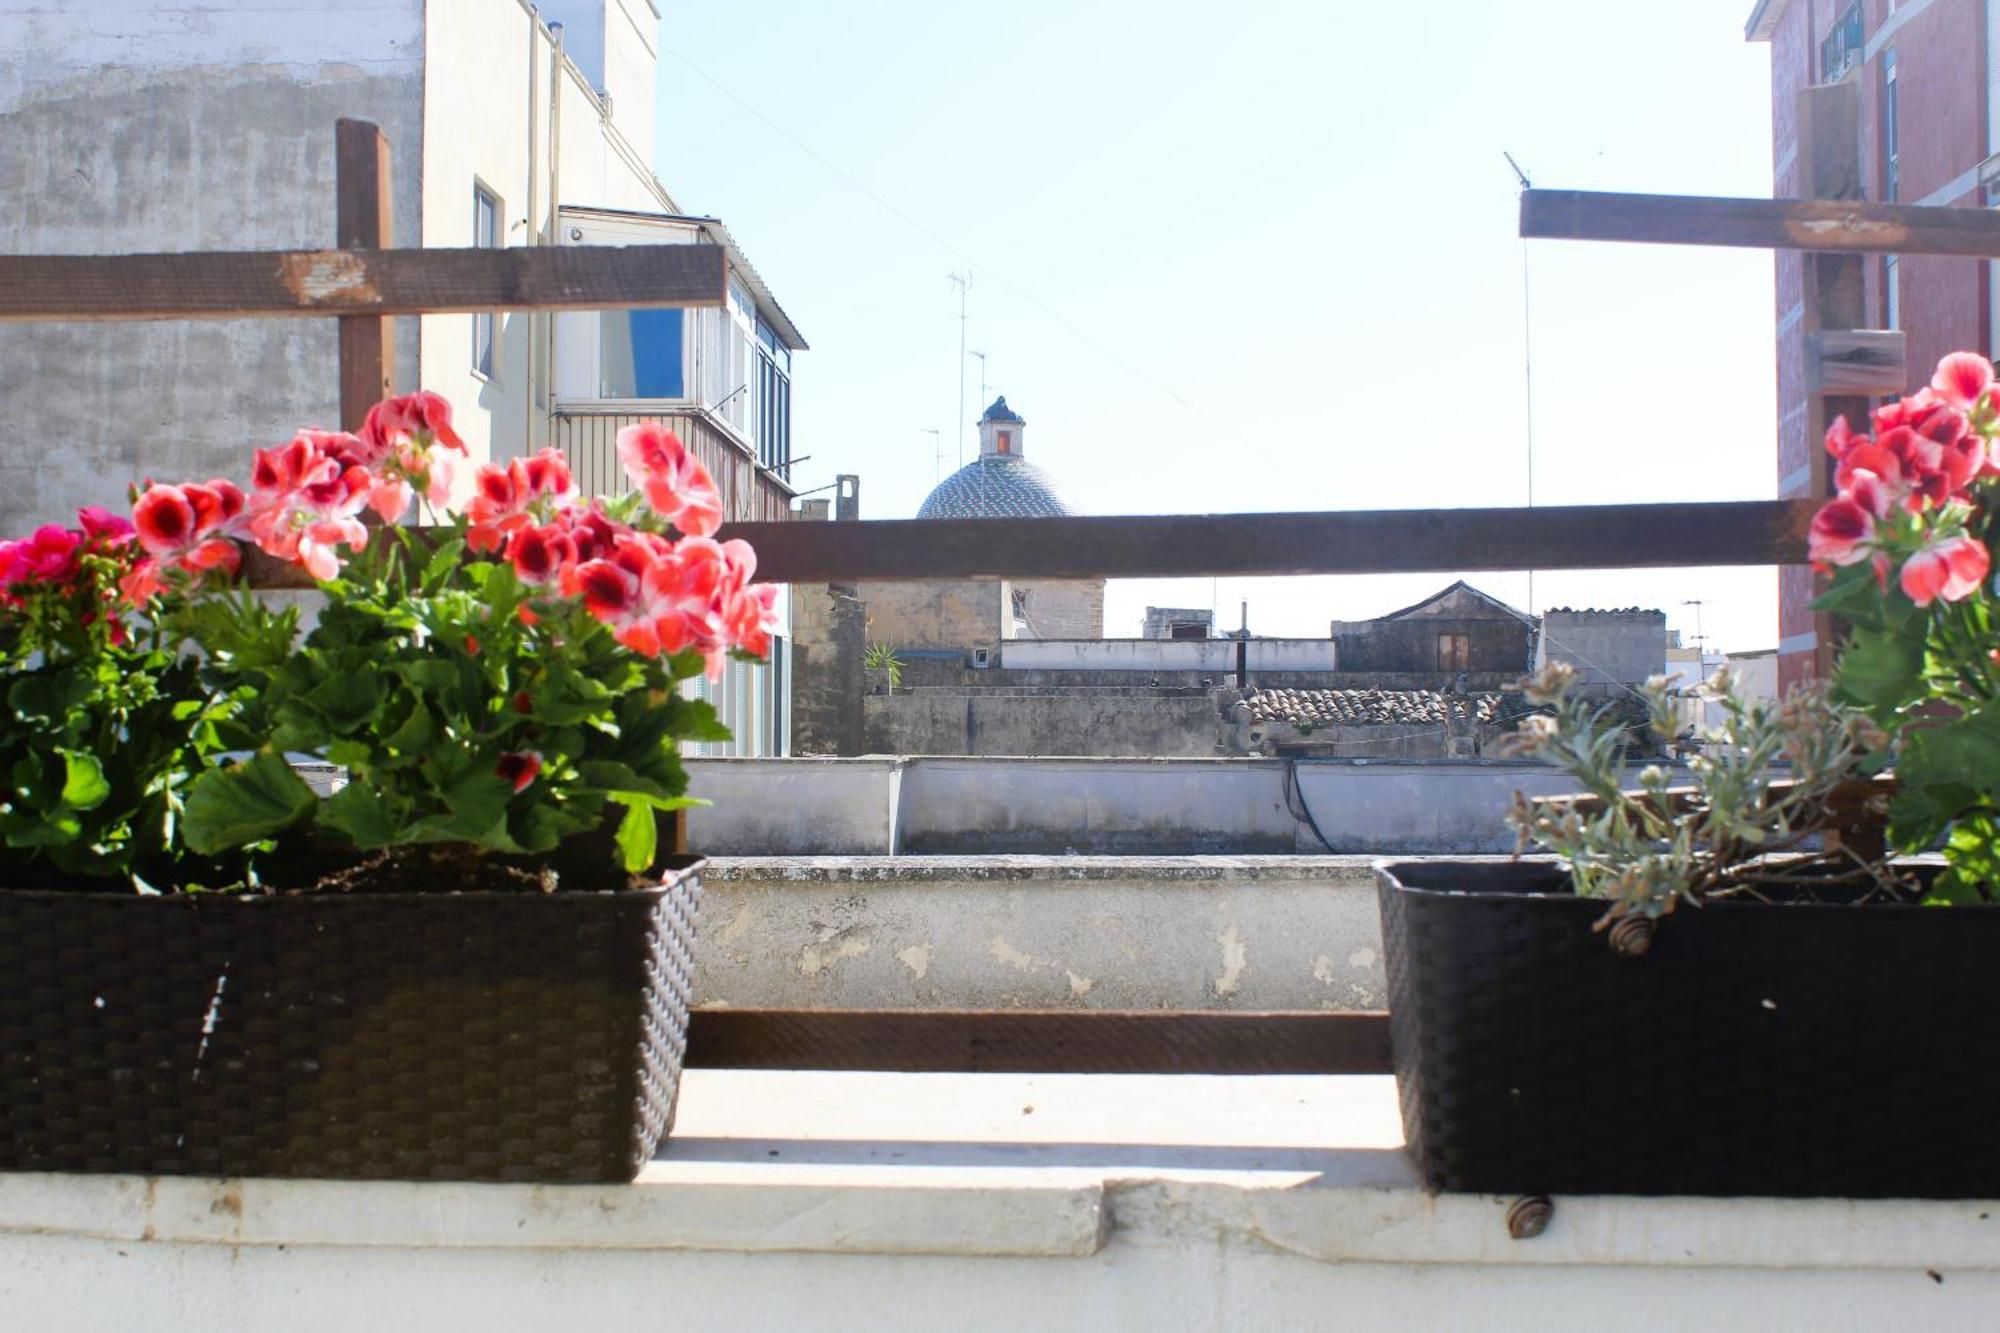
[9,1073,2000,1330]
[695,856,1388,1010]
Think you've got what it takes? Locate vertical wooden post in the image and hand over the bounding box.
[335,119,395,432]
[1797,83,1868,681]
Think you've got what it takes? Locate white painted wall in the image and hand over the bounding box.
[8,1071,2000,1332]
[418,0,673,472]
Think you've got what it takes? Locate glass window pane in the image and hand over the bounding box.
[599,309,686,398]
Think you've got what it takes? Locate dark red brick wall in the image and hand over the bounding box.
[1764,0,1989,696]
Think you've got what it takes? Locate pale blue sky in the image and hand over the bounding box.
[656,0,1779,654]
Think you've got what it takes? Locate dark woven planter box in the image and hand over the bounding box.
[0,858,702,1183]
[1377,858,2000,1198]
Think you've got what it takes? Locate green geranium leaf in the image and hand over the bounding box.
[302,671,382,732]
[320,781,397,847]
[182,751,317,854]
[1832,626,1923,717]
[57,750,110,811]
[613,798,657,874]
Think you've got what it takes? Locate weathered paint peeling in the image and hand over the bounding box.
[896,942,932,980]
[280,251,378,307]
[989,935,1041,972]
[798,925,872,978]
[1213,925,1247,998]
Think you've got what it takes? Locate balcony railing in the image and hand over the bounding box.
[0,89,1963,1077]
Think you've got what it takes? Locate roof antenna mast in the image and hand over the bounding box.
[948,272,972,468]
[1503,151,1537,616]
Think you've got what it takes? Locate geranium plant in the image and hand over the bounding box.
[1810,351,2000,903]
[0,394,776,892]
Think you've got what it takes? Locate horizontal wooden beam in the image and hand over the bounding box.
[239,500,1818,589]
[1805,329,1908,396]
[0,244,728,322]
[684,1008,1392,1074]
[721,499,1817,583]
[1521,188,2000,258]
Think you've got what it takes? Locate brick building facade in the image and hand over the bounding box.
[1749,0,1996,691]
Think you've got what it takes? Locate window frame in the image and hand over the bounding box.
[471,181,502,381]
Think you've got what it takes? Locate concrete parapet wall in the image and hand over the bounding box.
[862,693,1224,759]
[695,855,1390,1012]
[684,757,901,855]
[684,756,1612,857]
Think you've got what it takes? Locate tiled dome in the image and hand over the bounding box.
[916,455,1074,519]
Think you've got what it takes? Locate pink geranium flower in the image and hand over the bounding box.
[616,422,724,537]
[1932,352,1995,409]
[1900,535,1991,607]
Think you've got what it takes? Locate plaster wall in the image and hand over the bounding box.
[0,0,424,534]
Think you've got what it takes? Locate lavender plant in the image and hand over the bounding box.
[1503,662,1893,946]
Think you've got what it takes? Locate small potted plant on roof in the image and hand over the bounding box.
[1376,350,2000,1199]
[0,396,777,1183]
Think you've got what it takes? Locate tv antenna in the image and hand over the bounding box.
[1505,151,1537,616]
[948,272,972,467]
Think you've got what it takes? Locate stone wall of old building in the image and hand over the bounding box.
[1009,579,1104,639]
[862,688,1226,757]
[789,582,867,755]
[856,579,1007,649]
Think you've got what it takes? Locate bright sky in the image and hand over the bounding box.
[655,0,1780,655]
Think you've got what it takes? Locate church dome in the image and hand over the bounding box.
[917,455,1074,519]
[916,394,1074,519]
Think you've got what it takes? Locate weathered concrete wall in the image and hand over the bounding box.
[895,657,1517,692]
[862,691,1223,758]
[788,582,866,755]
[684,756,899,855]
[1012,578,1103,639]
[678,756,1650,856]
[0,0,425,534]
[1538,609,1667,691]
[859,579,1005,649]
[900,758,1299,854]
[696,856,1387,1011]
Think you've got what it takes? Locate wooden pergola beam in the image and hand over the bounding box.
[0,243,728,323]
[1521,187,2000,258]
[720,499,1817,583]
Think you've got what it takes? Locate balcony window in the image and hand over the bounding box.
[472,184,500,379]
[1820,2,1863,82]
[555,211,796,481]
[600,308,684,398]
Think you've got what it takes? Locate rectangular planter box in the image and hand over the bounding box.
[0,859,702,1183]
[1376,858,2000,1198]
